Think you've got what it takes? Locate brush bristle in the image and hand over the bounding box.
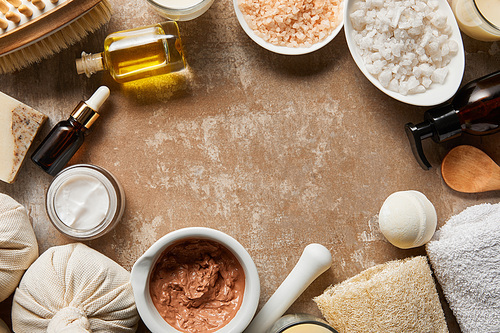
[0,0,112,74]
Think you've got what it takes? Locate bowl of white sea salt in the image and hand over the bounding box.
[344,0,465,106]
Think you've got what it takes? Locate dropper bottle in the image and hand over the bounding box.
[75,22,186,83]
[405,71,500,170]
[31,86,110,176]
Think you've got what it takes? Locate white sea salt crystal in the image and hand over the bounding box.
[379,70,393,87]
[407,76,420,89]
[449,40,458,54]
[431,67,448,83]
[350,0,457,95]
[413,66,422,78]
[389,78,399,92]
[409,85,426,94]
[400,81,409,95]
[428,0,439,9]
[422,76,432,88]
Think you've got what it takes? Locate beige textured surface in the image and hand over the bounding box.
[0,0,499,331]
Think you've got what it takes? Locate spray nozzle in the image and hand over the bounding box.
[405,104,462,170]
[405,122,434,170]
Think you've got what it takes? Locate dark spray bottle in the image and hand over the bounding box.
[406,71,500,169]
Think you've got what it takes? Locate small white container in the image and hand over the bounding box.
[45,164,125,240]
[452,0,500,41]
[269,314,338,333]
[131,227,260,333]
[146,0,216,21]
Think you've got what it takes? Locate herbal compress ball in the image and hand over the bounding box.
[12,243,140,333]
[0,193,38,302]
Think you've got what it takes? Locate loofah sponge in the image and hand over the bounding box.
[314,256,448,333]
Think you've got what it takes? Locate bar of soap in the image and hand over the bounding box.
[0,91,46,183]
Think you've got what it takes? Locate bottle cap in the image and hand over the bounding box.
[71,86,110,129]
[85,86,110,111]
[405,104,462,170]
[76,52,105,78]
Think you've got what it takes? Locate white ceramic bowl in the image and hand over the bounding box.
[131,227,260,333]
[233,0,344,55]
[343,0,465,106]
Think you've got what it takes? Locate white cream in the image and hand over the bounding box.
[147,0,215,21]
[150,0,203,10]
[282,324,334,332]
[378,190,437,249]
[54,174,110,230]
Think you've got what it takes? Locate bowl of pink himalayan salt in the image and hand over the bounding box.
[234,0,344,55]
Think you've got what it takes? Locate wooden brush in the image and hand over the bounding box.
[0,0,111,74]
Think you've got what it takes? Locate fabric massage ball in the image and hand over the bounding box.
[12,243,139,333]
[0,193,38,303]
[0,319,10,333]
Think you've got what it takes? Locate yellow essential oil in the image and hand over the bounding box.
[76,22,186,83]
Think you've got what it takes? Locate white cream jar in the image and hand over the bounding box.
[46,164,125,240]
[146,0,216,21]
[269,314,338,333]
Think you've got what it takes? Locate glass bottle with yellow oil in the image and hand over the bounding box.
[76,21,186,83]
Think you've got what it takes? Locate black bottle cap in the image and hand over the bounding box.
[405,104,462,170]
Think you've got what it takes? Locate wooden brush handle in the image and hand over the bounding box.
[0,0,103,56]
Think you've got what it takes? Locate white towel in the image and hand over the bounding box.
[426,203,500,333]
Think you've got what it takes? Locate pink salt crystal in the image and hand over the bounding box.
[239,0,343,47]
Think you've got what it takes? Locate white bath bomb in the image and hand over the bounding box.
[379,191,437,249]
[0,194,38,302]
[12,243,139,333]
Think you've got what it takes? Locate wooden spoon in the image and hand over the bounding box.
[441,145,500,193]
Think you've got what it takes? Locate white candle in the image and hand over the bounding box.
[452,0,500,41]
[282,324,334,333]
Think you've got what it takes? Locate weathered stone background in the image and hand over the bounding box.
[0,0,499,331]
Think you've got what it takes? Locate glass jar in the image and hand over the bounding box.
[146,0,216,21]
[452,0,500,41]
[46,164,125,240]
[269,314,339,333]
